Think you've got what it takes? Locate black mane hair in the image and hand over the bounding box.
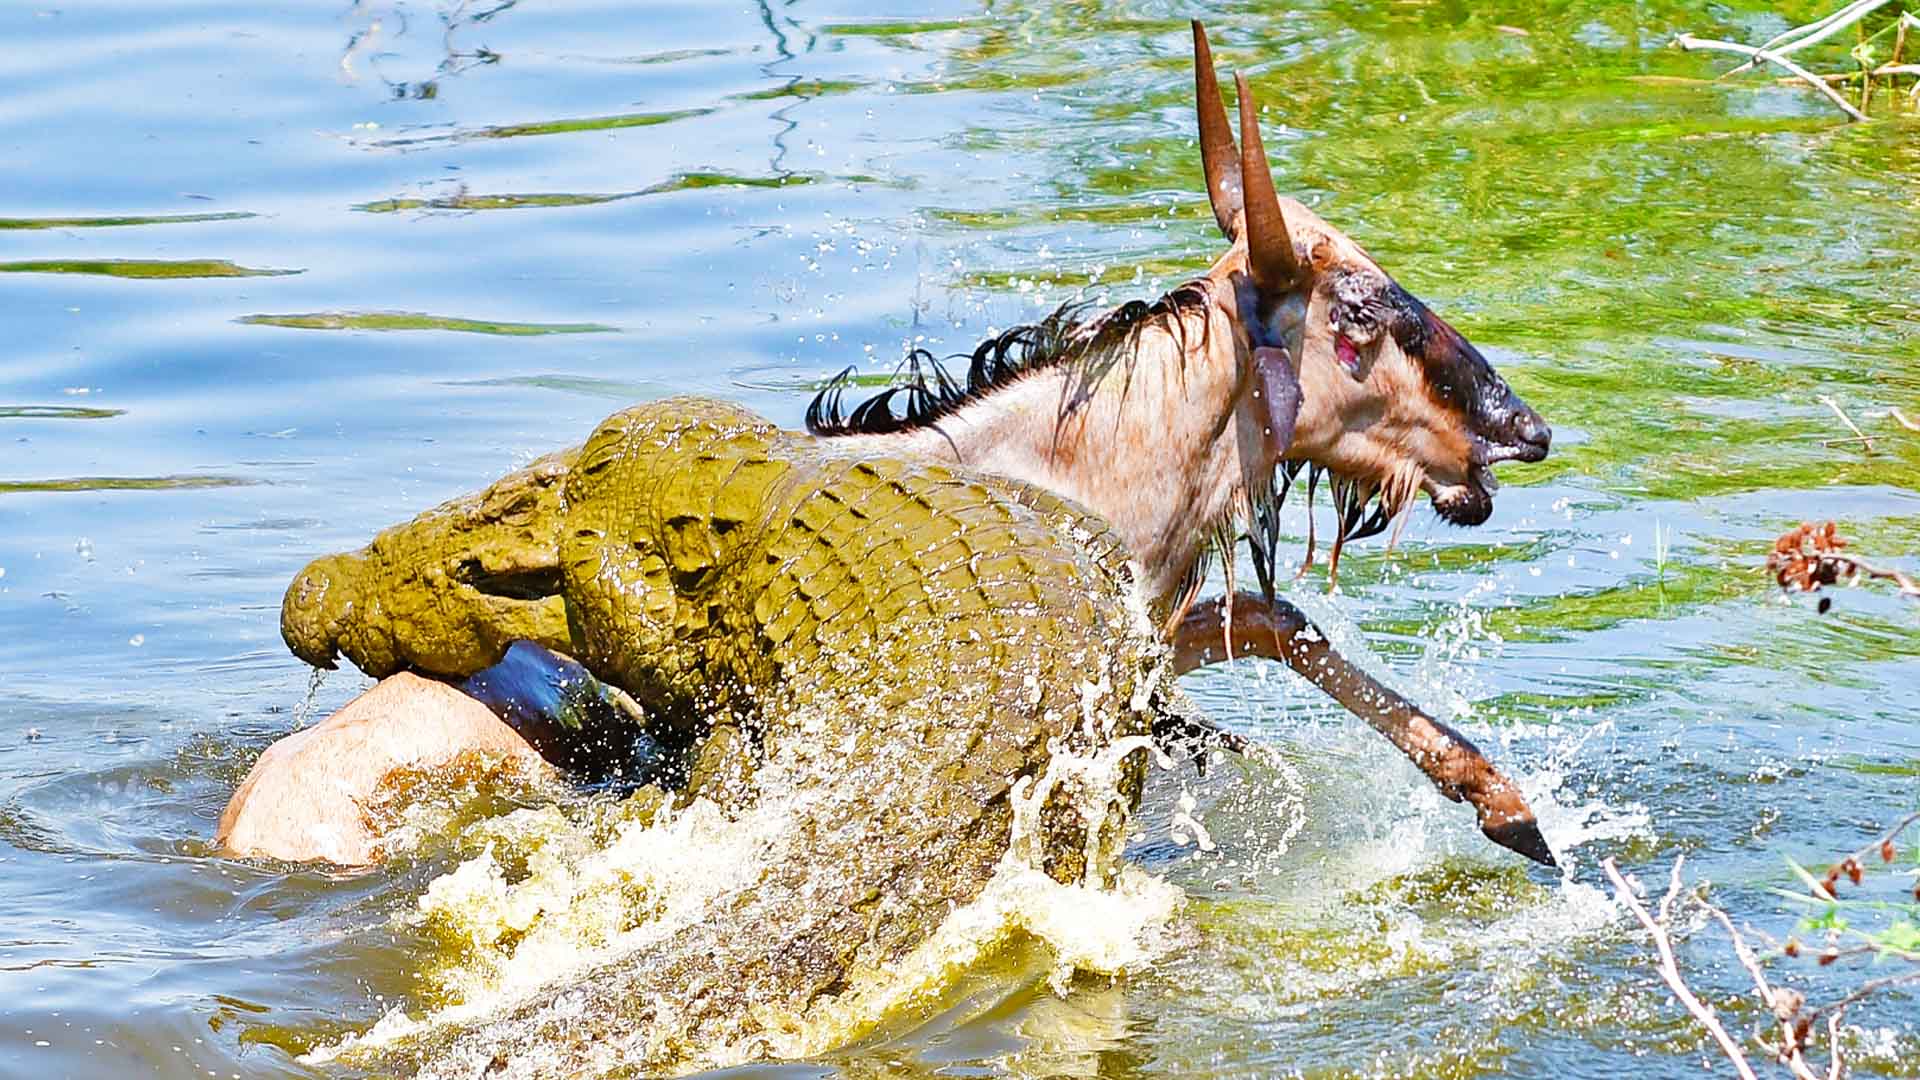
[805,282,1213,438]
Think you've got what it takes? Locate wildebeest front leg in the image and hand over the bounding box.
[1170,591,1556,867]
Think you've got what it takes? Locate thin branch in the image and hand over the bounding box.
[1700,902,1829,1080]
[1730,0,1894,74]
[1893,406,1920,432]
[1823,810,1920,895]
[1604,857,1762,1080]
[1807,968,1920,1026]
[1677,34,1874,121]
[1795,62,1920,81]
[1825,1014,1843,1080]
[1817,395,1876,453]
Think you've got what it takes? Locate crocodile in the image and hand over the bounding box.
[280,397,1168,1074]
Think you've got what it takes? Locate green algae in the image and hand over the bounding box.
[354,192,634,213]
[821,19,979,36]
[0,475,254,494]
[0,259,296,278]
[353,173,816,214]
[375,107,713,148]
[236,312,615,335]
[734,79,864,101]
[445,374,674,400]
[0,211,254,230]
[0,405,125,420]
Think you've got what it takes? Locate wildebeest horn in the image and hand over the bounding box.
[1234,71,1302,291]
[1191,21,1243,239]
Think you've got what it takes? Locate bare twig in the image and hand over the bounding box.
[1795,62,1920,80]
[1614,814,1920,1079]
[1700,902,1831,1080]
[1824,1014,1843,1080]
[1817,395,1875,453]
[1730,0,1895,74]
[1891,406,1919,432]
[1604,857,1763,1080]
[1806,968,1920,1027]
[1678,33,1875,120]
[1820,809,1920,897]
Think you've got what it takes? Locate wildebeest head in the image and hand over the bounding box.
[808,26,1554,603]
[1191,22,1549,546]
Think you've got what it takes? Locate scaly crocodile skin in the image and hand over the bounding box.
[280,397,1168,1072]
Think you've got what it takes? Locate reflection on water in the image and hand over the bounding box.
[0,0,1915,1076]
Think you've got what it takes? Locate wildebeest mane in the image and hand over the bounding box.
[805,283,1211,437]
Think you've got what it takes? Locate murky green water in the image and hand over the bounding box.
[2,1,1915,1076]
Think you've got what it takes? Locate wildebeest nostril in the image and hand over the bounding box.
[1510,408,1551,461]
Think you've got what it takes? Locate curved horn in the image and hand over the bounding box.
[1192,21,1242,238]
[1234,71,1301,290]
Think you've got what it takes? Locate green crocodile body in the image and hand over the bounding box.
[282,397,1169,1070]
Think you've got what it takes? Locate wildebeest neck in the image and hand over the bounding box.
[821,281,1282,614]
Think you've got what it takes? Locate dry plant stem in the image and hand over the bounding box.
[1829,809,1920,888]
[1800,62,1920,80]
[1892,406,1920,432]
[1817,394,1875,452]
[1809,969,1920,1026]
[1614,812,1920,1080]
[1850,558,1920,597]
[1677,34,1874,121]
[1729,0,1894,75]
[1861,14,1879,112]
[1603,857,1762,1080]
[1700,903,1835,1080]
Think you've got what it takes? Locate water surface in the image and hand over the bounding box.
[2,1,1916,1076]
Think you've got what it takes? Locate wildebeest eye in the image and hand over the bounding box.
[1326,269,1390,379]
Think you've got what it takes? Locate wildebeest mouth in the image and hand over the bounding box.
[1428,426,1551,527]
[1427,469,1497,527]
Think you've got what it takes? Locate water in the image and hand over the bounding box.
[2,0,1916,1076]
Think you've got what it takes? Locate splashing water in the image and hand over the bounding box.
[291,665,330,729]
[307,706,1188,1077]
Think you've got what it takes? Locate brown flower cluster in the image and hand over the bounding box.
[1766,521,1919,609]
[1768,521,1855,594]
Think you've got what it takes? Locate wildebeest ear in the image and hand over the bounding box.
[1234,71,1302,293]
[1191,21,1243,239]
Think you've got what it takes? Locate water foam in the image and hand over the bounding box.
[305,791,782,1066]
[307,714,1184,1075]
